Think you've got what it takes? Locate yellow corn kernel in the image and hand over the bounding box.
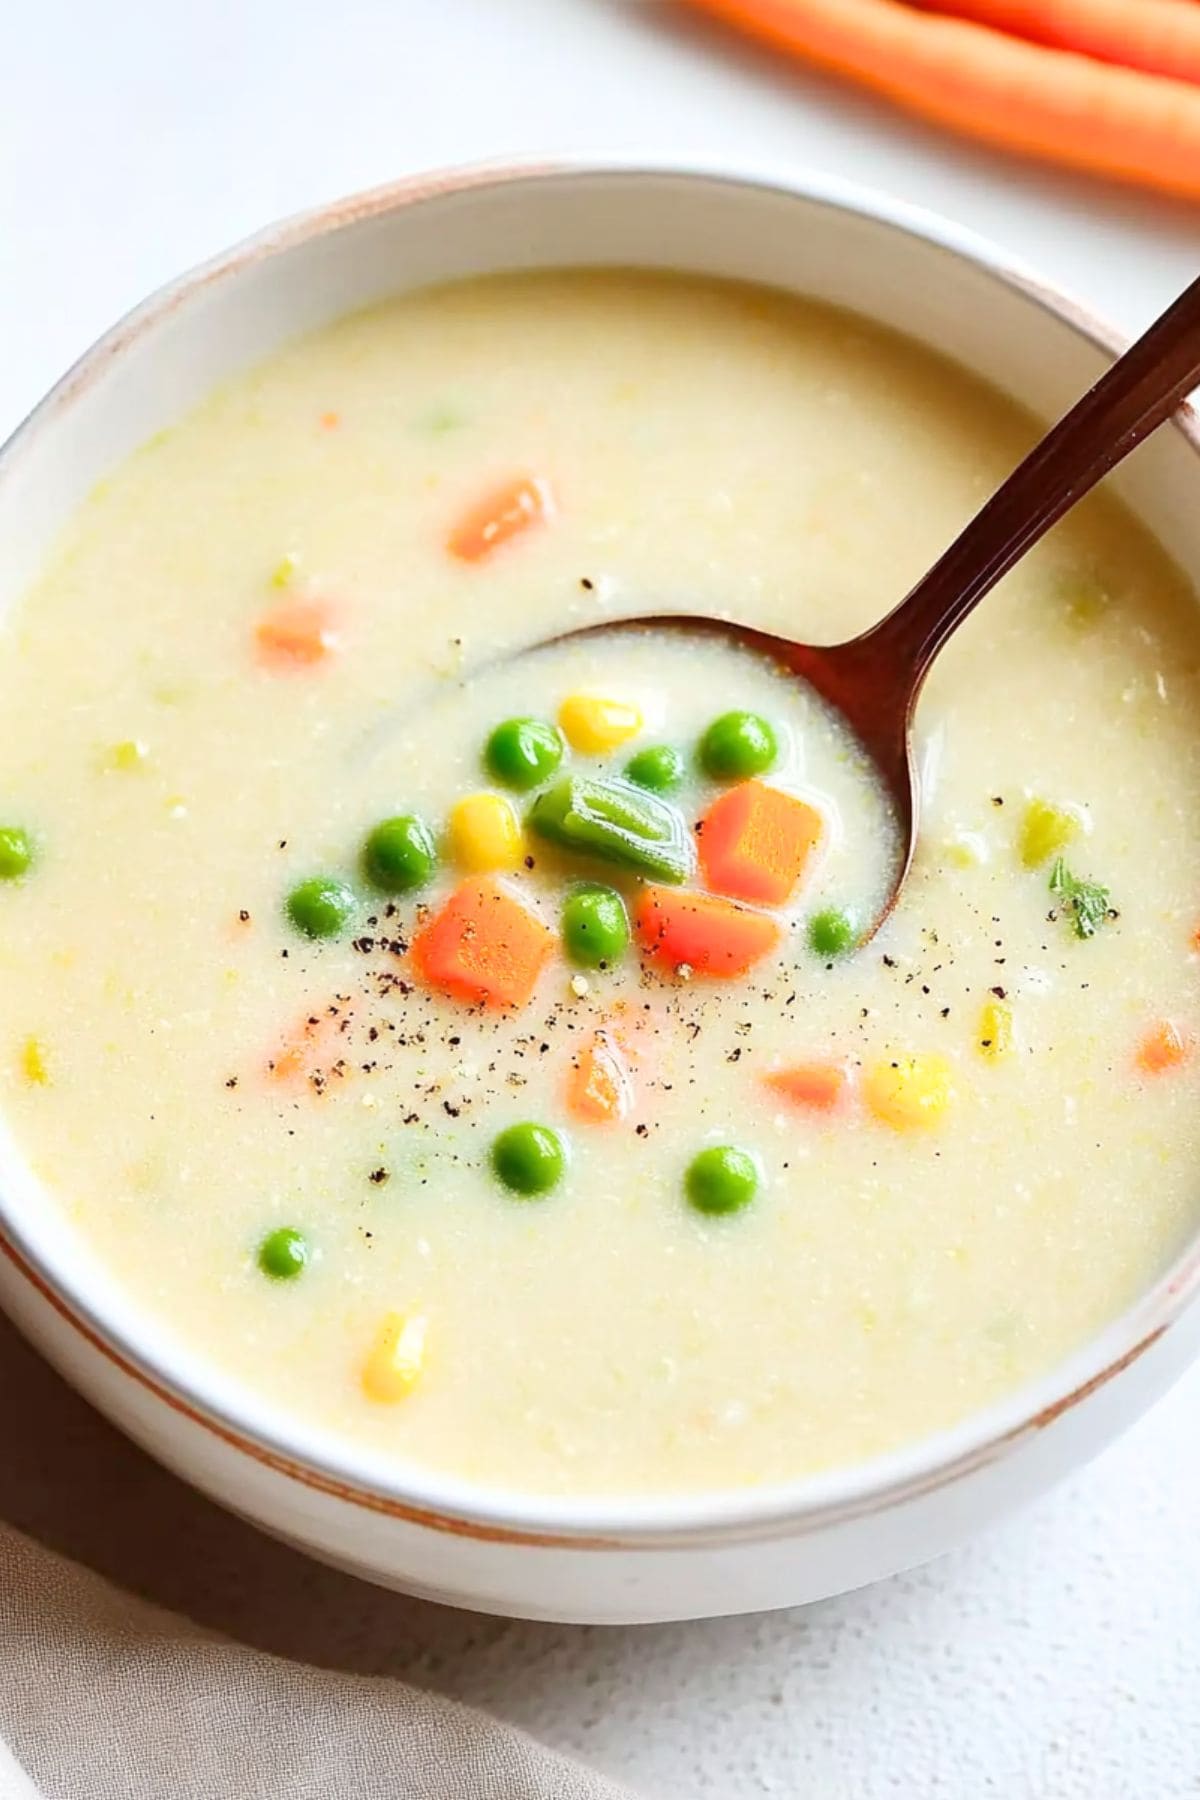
[1019,797,1081,869]
[448,791,523,872]
[20,1036,49,1086]
[362,1311,428,1403]
[1056,569,1111,632]
[978,999,1014,1061]
[270,551,300,588]
[864,1054,957,1131]
[106,738,149,772]
[152,682,189,707]
[558,694,643,754]
[944,831,989,870]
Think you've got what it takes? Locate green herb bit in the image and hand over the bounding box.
[270,552,300,589]
[417,402,467,435]
[1048,857,1112,940]
[151,681,192,707]
[529,775,695,884]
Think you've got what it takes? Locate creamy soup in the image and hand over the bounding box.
[3,272,1200,1497]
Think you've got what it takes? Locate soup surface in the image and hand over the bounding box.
[3,272,1200,1496]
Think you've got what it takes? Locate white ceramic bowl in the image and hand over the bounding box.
[2,159,1199,1624]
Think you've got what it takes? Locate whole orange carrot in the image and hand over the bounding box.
[913,0,1200,86]
[681,0,1200,201]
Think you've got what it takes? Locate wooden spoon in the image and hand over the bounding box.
[562,274,1200,931]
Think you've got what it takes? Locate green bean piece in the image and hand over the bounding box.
[529,775,695,884]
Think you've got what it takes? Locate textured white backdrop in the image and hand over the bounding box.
[2,2,1199,1794]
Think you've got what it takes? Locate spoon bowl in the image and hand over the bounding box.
[557,610,920,927]
[555,271,1200,934]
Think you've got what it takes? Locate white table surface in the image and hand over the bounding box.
[3,3,1199,1795]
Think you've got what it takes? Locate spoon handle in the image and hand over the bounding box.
[868,272,1200,688]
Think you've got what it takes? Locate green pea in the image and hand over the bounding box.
[257,1226,309,1280]
[685,1145,761,1216]
[625,744,685,793]
[698,710,778,781]
[0,827,32,881]
[561,884,629,969]
[808,906,858,959]
[285,876,356,940]
[362,814,436,893]
[491,1122,567,1197]
[485,717,564,792]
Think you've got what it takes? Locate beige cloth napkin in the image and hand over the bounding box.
[0,1520,638,1799]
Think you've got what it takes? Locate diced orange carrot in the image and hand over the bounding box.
[598,1000,655,1062]
[636,886,781,979]
[567,1031,633,1123]
[267,1004,351,1088]
[447,474,554,562]
[412,878,553,1008]
[255,599,339,669]
[1135,1019,1194,1075]
[763,1060,851,1113]
[270,1043,306,1083]
[319,410,341,430]
[698,780,823,906]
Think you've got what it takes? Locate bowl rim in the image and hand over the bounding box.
[3,152,1199,1550]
